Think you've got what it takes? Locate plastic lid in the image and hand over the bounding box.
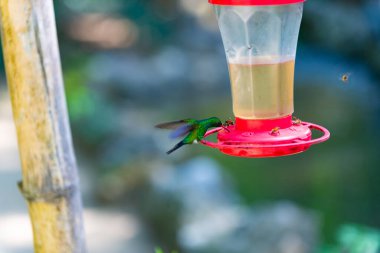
[209,0,304,5]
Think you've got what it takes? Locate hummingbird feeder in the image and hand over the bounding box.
[201,0,330,158]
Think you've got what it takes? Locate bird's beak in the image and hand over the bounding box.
[222,126,230,132]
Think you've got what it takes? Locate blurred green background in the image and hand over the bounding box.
[0,0,379,252]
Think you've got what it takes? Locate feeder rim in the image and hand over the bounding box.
[209,0,305,6]
[200,121,330,149]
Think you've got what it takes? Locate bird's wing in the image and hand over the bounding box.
[169,124,195,139]
[155,119,195,129]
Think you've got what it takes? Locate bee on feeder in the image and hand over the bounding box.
[292,116,302,125]
[270,127,280,136]
[223,119,234,127]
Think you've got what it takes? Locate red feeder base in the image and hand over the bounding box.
[201,115,330,158]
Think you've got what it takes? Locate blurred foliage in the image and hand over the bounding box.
[155,247,178,253]
[320,224,380,253]
[64,61,117,150]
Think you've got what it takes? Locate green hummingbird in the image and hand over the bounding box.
[155,117,225,154]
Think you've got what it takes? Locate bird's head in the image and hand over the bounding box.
[209,117,231,133]
[209,117,222,127]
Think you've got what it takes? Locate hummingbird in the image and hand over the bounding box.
[155,117,224,154]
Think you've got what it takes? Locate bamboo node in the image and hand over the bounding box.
[18,181,75,203]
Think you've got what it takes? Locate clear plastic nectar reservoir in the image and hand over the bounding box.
[214,3,303,119]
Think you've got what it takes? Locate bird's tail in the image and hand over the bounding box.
[167,141,185,155]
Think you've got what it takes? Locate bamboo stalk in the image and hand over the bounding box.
[0,0,86,252]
